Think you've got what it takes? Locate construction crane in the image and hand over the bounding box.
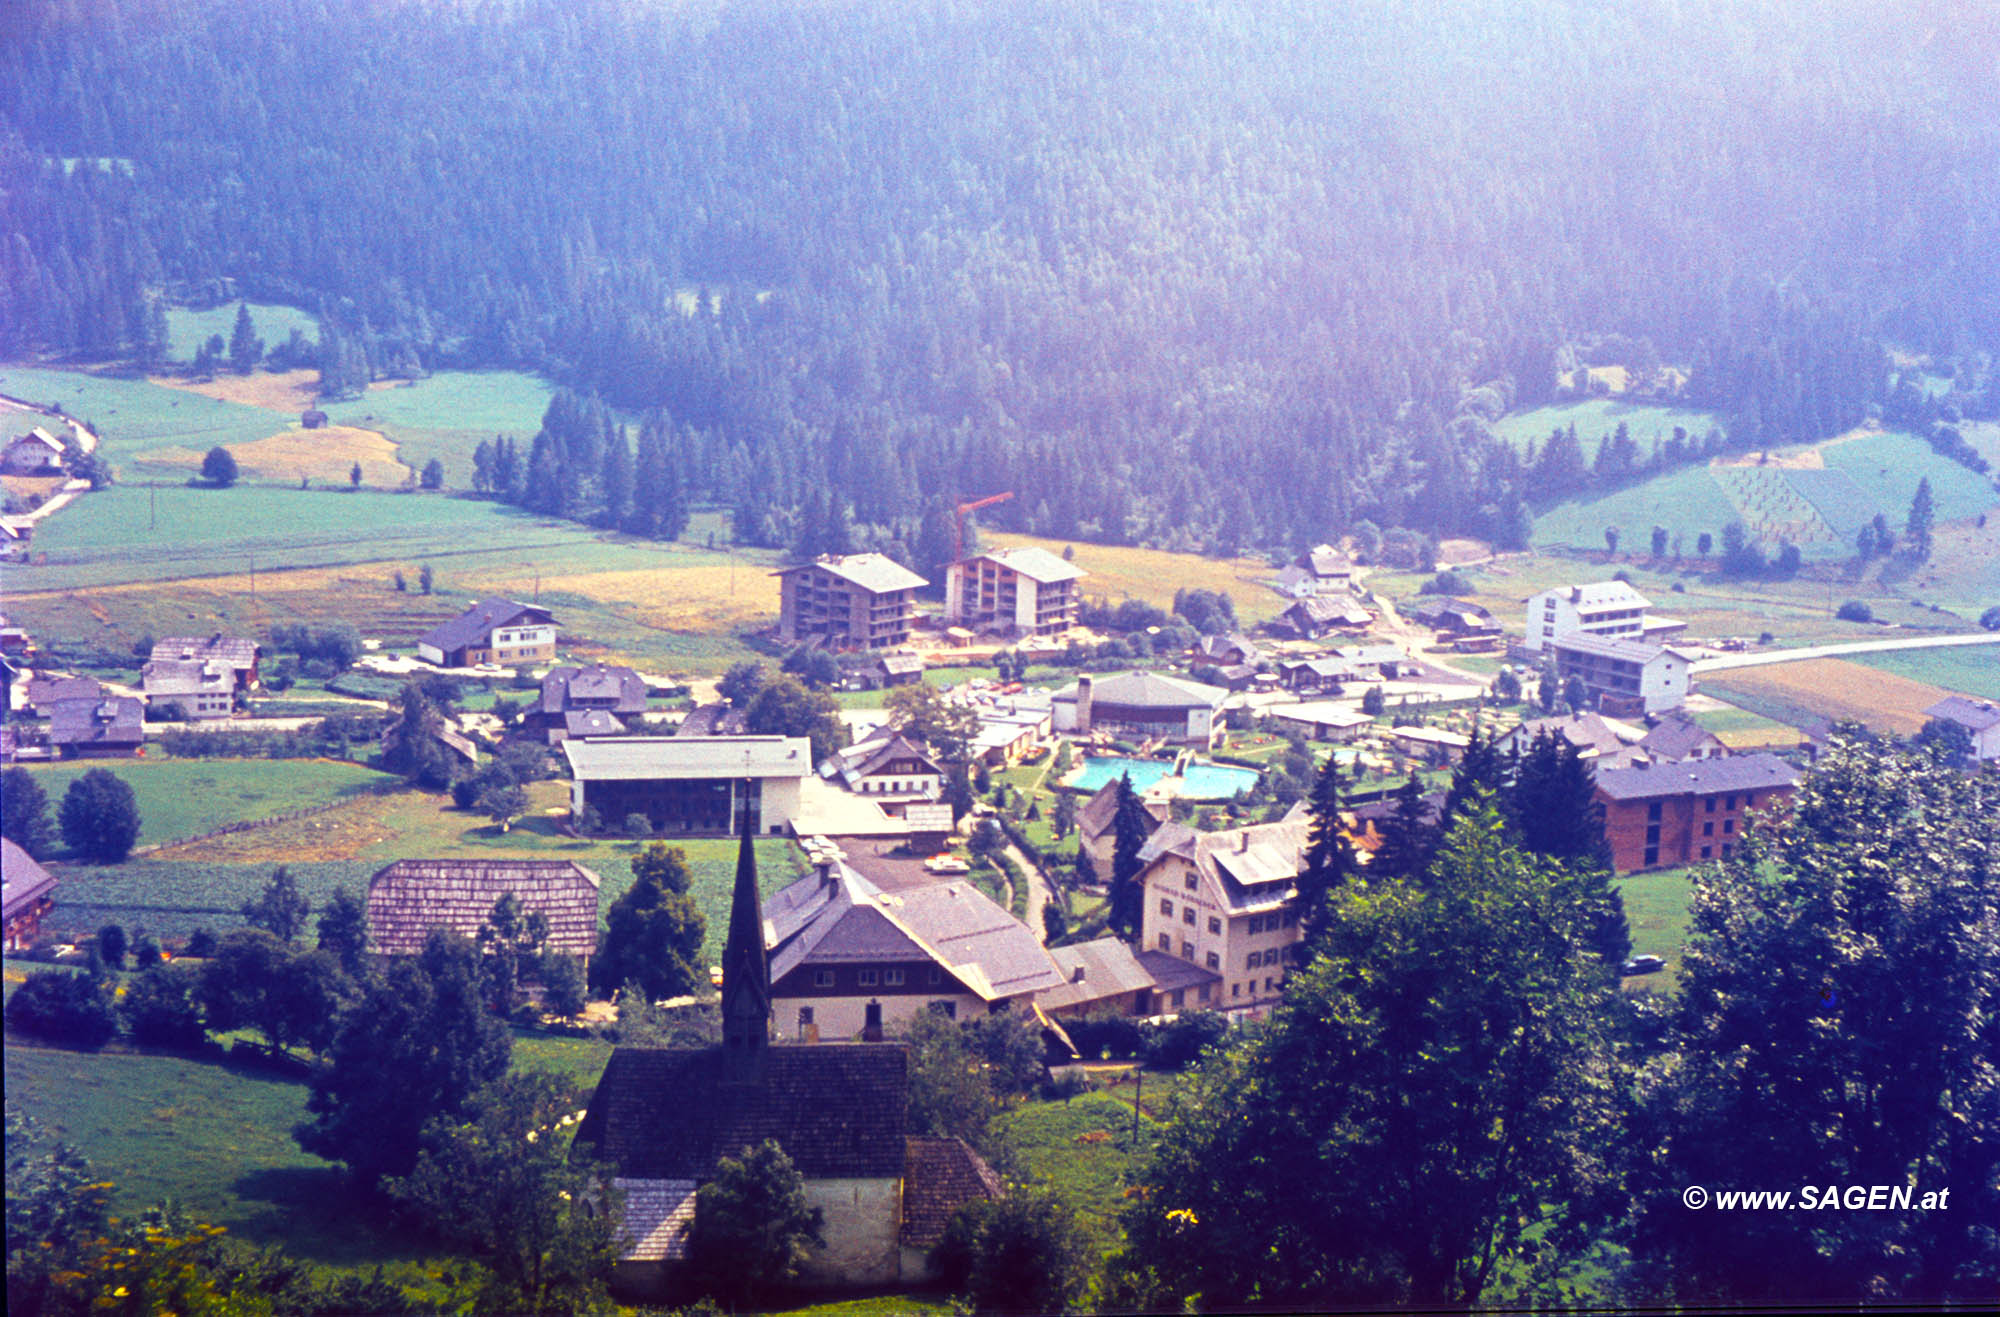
[954,491,1013,560]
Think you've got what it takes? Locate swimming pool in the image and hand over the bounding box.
[1070,754,1260,800]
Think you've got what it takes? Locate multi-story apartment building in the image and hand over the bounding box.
[776,554,926,650]
[1593,753,1800,872]
[1135,814,1310,1016]
[944,547,1085,636]
[1523,581,1654,653]
[1547,634,1693,716]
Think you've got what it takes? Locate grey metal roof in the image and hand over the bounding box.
[541,664,648,715]
[1054,670,1226,711]
[1039,937,1157,1011]
[151,635,260,667]
[1926,696,2000,732]
[1594,752,1800,802]
[2,837,56,925]
[563,735,809,781]
[141,659,232,698]
[1304,544,1351,577]
[965,545,1086,584]
[777,552,927,594]
[418,597,557,654]
[1638,716,1726,762]
[766,860,1061,1002]
[563,709,626,737]
[47,696,144,746]
[1555,580,1652,611]
[1135,949,1222,994]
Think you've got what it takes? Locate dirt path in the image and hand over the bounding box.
[1004,840,1055,943]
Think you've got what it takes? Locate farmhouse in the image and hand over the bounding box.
[944,546,1086,636]
[1,427,65,474]
[1332,643,1412,679]
[47,696,144,757]
[1495,712,1646,766]
[1637,714,1729,764]
[1191,633,1262,668]
[769,837,1062,1042]
[141,658,235,719]
[1051,670,1226,747]
[1074,777,1170,879]
[149,635,260,689]
[1924,696,2000,761]
[3,838,58,952]
[1592,753,1800,873]
[776,553,926,650]
[1300,544,1353,587]
[417,598,559,668]
[852,651,925,690]
[21,674,105,714]
[1404,597,1501,640]
[1136,814,1309,1017]
[574,831,1004,1290]
[0,522,27,561]
[1278,656,1354,694]
[1281,595,1373,639]
[823,730,944,814]
[1547,634,1693,716]
[365,858,602,963]
[562,735,809,835]
[1269,563,1317,599]
[530,663,649,744]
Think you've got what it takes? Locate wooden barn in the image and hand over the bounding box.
[365,858,601,964]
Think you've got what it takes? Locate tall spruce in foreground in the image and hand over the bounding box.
[1296,751,1354,945]
[1513,729,1627,967]
[1368,774,1438,882]
[1108,772,1153,939]
[1123,798,1623,1310]
[1624,735,1999,1302]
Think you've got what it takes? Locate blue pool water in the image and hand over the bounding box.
[1070,755,1260,800]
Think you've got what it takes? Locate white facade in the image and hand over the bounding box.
[1548,635,1691,716]
[1523,582,1653,653]
[778,985,988,1043]
[1138,847,1302,1014]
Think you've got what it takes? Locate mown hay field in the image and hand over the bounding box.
[982,530,1286,624]
[150,367,322,412]
[1697,657,1954,735]
[1494,397,1721,464]
[1849,644,2000,699]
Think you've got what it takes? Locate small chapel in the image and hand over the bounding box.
[573,816,1003,1292]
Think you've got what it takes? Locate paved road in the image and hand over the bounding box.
[1690,632,1999,674]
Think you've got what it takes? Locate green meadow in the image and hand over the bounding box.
[1494,398,1721,464]
[21,757,391,851]
[164,303,322,362]
[0,363,290,463]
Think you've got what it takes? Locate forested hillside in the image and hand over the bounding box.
[3,0,1995,553]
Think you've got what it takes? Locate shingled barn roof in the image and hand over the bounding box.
[575,1043,910,1181]
[900,1137,1004,1248]
[365,859,601,957]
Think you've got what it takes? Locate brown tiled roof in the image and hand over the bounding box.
[901,1137,1004,1248]
[365,859,601,957]
[575,1043,910,1181]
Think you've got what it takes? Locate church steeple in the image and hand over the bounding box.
[720,800,771,1076]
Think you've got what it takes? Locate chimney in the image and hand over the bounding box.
[1071,965,1086,984]
[1239,829,1251,851]
[1075,674,1094,733]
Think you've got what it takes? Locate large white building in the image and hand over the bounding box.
[1523,581,1657,653]
[1136,813,1310,1016]
[561,735,809,835]
[1547,634,1693,716]
[1051,670,1226,747]
[944,546,1086,636]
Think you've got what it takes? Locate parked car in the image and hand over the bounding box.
[1621,954,1665,976]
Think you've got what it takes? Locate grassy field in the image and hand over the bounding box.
[1687,701,1807,749]
[993,1086,1161,1231]
[44,776,801,965]
[0,363,304,466]
[981,531,1287,625]
[1494,398,1720,464]
[1847,644,2000,698]
[1698,658,1955,735]
[22,757,393,850]
[164,303,321,363]
[1617,866,1699,994]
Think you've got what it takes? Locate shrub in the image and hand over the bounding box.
[1836,601,1873,623]
[6,970,118,1048]
[1143,1009,1229,1070]
[121,964,209,1050]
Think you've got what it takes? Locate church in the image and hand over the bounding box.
[573,820,1004,1292]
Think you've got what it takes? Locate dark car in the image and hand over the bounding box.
[1621,955,1665,976]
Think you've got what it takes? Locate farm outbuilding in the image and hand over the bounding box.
[365,858,602,963]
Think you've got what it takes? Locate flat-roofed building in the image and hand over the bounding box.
[777,554,927,650]
[944,547,1086,637]
[562,735,809,835]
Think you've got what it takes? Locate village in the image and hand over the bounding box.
[6,415,1998,1306]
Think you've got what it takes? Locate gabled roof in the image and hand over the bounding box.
[2,837,56,925]
[872,652,926,676]
[675,701,747,737]
[1638,716,1727,762]
[1075,779,1169,840]
[1499,713,1643,759]
[1039,937,1157,1012]
[1145,817,1310,913]
[1135,949,1222,994]
[575,1043,910,1182]
[24,675,105,709]
[418,598,557,654]
[5,429,65,456]
[540,664,649,715]
[765,860,1062,1002]
[1055,670,1226,711]
[958,545,1086,585]
[151,635,259,668]
[1136,819,1199,867]
[563,709,626,737]
[1286,596,1369,626]
[141,659,233,697]
[47,696,144,746]
[365,858,601,957]
[1303,544,1351,577]
[1593,752,1800,802]
[563,735,810,781]
[1194,633,1261,663]
[1272,564,1314,591]
[841,733,942,785]
[1280,656,1354,679]
[901,1137,1004,1248]
[1925,696,2000,733]
[777,552,927,594]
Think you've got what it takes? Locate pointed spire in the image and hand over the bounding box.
[721,796,770,1073]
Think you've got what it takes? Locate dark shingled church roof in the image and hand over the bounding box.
[574,1043,910,1181]
[900,1137,1003,1248]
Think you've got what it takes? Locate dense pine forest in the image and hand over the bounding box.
[3,0,1996,554]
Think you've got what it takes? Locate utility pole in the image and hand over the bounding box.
[1131,1065,1143,1147]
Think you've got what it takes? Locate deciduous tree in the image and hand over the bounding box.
[0,766,55,858]
[589,843,705,1000]
[689,1139,825,1307]
[57,768,141,863]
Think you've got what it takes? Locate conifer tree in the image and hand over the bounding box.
[1368,774,1437,882]
[1297,752,1354,946]
[1109,773,1152,940]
